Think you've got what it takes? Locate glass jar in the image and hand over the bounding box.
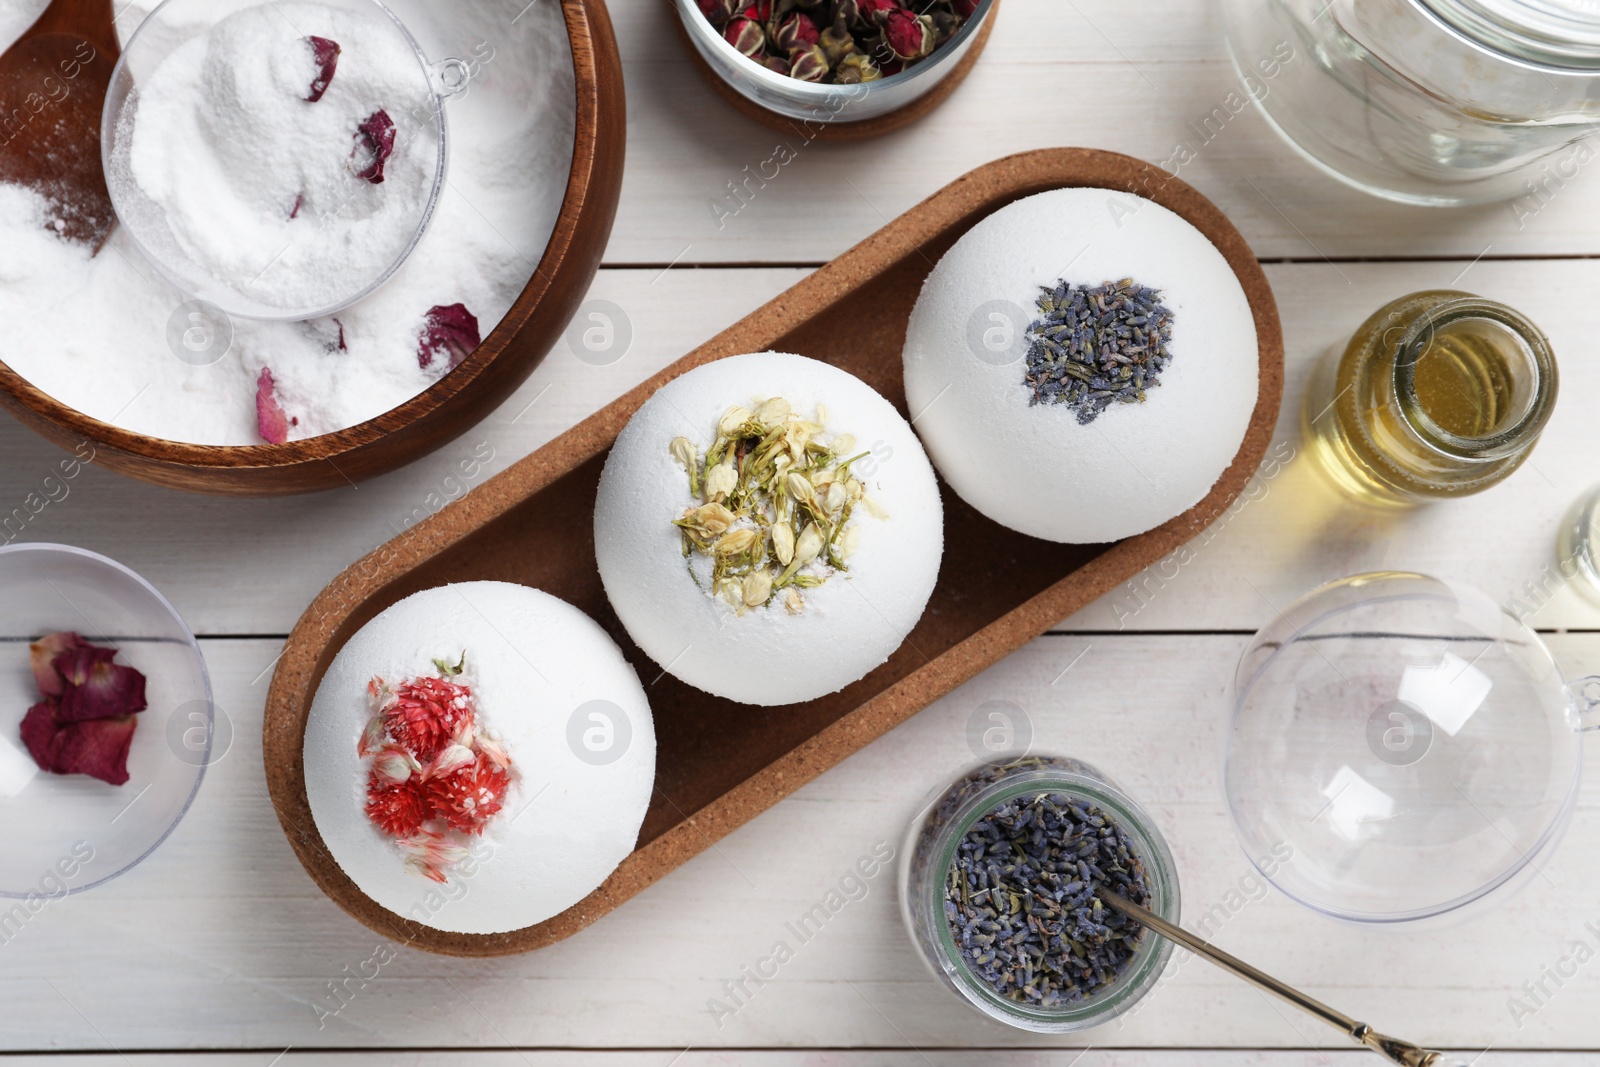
[1557,485,1600,608]
[1221,0,1600,205]
[673,0,996,126]
[898,756,1180,1033]
[1303,290,1557,505]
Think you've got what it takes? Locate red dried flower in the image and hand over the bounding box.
[53,643,147,723]
[305,36,341,102]
[352,109,396,184]
[382,675,474,763]
[426,753,511,834]
[417,303,481,371]
[859,0,901,26]
[724,16,765,58]
[697,0,737,26]
[21,702,139,786]
[364,771,431,838]
[255,367,295,445]
[884,9,934,60]
[950,0,979,16]
[30,631,81,698]
[774,12,820,53]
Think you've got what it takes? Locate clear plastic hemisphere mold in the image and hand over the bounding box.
[1227,571,1600,925]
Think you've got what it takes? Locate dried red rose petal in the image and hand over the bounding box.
[774,12,820,53]
[425,753,511,835]
[724,16,764,58]
[305,36,341,102]
[29,631,82,698]
[859,0,902,26]
[21,702,138,786]
[382,674,474,763]
[884,9,935,59]
[417,303,481,371]
[789,44,830,81]
[697,0,737,26]
[54,643,147,723]
[352,109,396,184]
[289,193,303,220]
[255,367,295,445]
[364,770,430,838]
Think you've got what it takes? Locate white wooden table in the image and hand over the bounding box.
[6,0,1600,1062]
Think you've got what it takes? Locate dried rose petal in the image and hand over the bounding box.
[697,0,737,26]
[255,367,295,445]
[21,702,138,786]
[859,0,901,26]
[425,753,511,835]
[289,193,303,220]
[305,36,341,102]
[789,44,829,81]
[53,643,147,723]
[29,631,82,698]
[352,109,396,184]
[416,303,481,371]
[400,828,470,883]
[884,9,934,60]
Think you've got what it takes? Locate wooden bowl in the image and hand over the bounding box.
[264,147,1284,956]
[676,0,998,141]
[0,0,626,497]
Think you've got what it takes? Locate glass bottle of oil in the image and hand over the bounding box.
[1304,290,1558,506]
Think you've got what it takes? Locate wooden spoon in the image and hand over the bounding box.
[0,0,120,247]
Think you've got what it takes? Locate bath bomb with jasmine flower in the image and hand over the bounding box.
[594,352,943,707]
[902,187,1258,544]
[304,582,655,934]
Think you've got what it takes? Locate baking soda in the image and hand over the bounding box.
[0,0,574,444]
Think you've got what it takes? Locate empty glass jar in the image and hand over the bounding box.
[1222,0,1600,205]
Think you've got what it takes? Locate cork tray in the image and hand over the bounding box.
[264,148,1285,957]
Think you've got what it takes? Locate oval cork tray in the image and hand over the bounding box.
[0,0,626,497]
[264,147,1284,956]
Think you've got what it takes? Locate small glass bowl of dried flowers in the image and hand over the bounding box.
[675,0,996,128]
[899,755,1181,1032]
[0,544,213,899]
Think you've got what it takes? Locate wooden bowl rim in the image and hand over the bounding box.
[0,0,608,472]
[263,146,1285,957]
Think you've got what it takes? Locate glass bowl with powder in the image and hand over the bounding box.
[103,0,461,321]
[899,755,1181,1032]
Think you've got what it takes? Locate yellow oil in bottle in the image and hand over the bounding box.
[1304,290,1556,505]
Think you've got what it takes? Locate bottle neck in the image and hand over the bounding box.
[1417,0,1600,69]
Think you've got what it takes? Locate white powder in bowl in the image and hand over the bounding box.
[0,0,574,444]
[304,582,657,935]
[111,2,438,317]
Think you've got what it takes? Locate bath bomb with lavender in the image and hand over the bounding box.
[304,582,655,935]
[594,352,943,707]
[903,187,1259,544]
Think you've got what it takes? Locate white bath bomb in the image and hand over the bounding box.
[903,187,1258,543]
[594,352,943,706]
[305,582,655,935]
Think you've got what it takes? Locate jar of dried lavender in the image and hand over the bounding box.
[898,755,1181,1032]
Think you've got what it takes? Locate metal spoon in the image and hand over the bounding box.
[1098,888,1461,1067]
[0,0,120,247]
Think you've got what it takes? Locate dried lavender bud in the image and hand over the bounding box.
[945,790,1151,1008]
[352,109,396,184]
[775,11,821,53]
[724,15,766,57]
[834,52,881,82]
[884,9,935,59]
[789,43,830,81]
[1022,277,1175,424]
[698,0,739,26]
[304,36,341,102]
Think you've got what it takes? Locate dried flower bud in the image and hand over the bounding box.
[950,0,979,15]
[373,746,418,784]
[831,433,857,456]
[695,502,738,535]
[846,477,864,502]
[884,9,934,59]
[771,522,796,565]
[861,495,889,520]
[743,0,774,20]
[788,44,830,81]
[718,404,753,435]
[670,436,696,471]
[358,713,386,757]
[859,0,901,26]
[830,0,861,27]
[743,570,773,607]
[724,16,766,57]
[775,11,820,52]
[716,527,759,555]
[825,481,848,514]
[786,471,817,505]
[756,396,791,423]
[838,524,862,560]
[698,0,739,25]
[834,52,882,82]
[784,588,805,614]
[705,461,737,500]
[716,577,745,609]
[819,20,858,65]
[795,523,824,565]
[763,54,791,75]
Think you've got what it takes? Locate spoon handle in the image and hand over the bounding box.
[1097,889,1447,1067]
